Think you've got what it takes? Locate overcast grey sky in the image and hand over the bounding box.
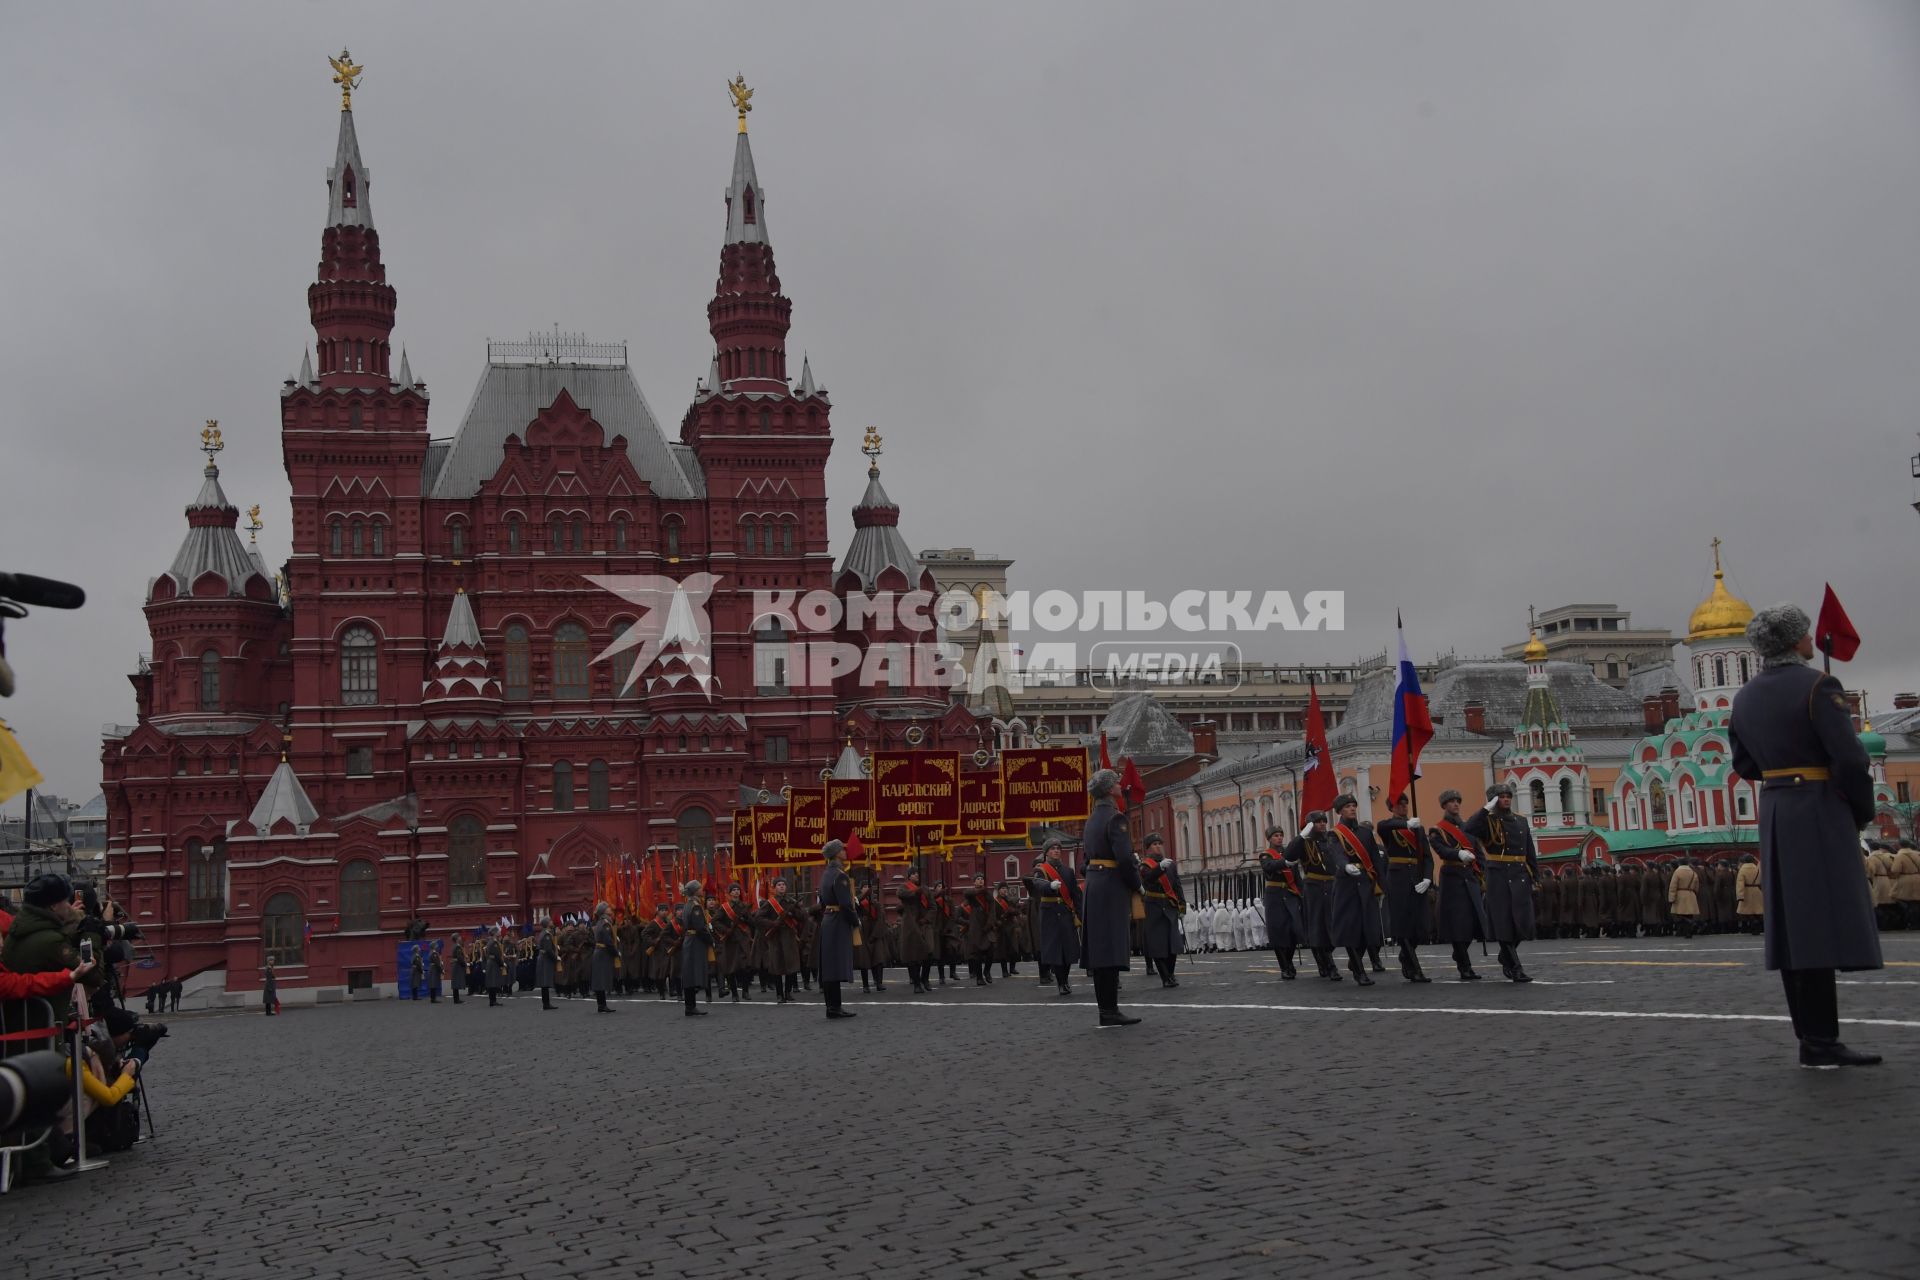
[4,1,1918,797]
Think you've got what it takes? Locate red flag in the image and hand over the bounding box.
[1816,584,1860,663]
[1120,756,1146,809]
[1301,682,1337,820]
[846,831,866,864]
[1098,733,1114,772]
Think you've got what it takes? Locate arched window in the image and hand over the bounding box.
[1559,777,1574,817]
[340,626,378,705]
[740,519,757,555]
[1713,657,1726,687]
[1528,779,1547,815]
[588,759,609,812]
[1737,655,1749,684]
[1650,779,1668,827]
[552,623,589,698]
[761,522,776,556]
[371,521,385,557]
[449,521,466,559]
[262,893,304,965]
[349,402,362,429]
[351,520,364,557]
[198,650,221,710]
[678,807,714,857]
[613,516,628,552]
[503,625,530,700]
[573,518,585,551]
[664,519,681,558]
[449,816,486,904]
[552,761,575,812]
[608,621,636,695]
[506,517,521,553]
[339,860,378,932]
[342,165,357,208]
[759,409,771,432]
[755,619,789,693]
[186,837,226,920]
[742,185,756,224]
[781,520,794,555]
[329,520,343,557]
[550,520,565,553]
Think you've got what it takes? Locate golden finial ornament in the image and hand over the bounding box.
[1687,536,1755,643]
[861,425,883,476]
[728,74,754,133]
[246,504,263,544]
[329,48,364,112]
[200,420,224,464]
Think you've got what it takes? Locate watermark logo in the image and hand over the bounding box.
[1087,640,1245,691]
[587,573,720,699]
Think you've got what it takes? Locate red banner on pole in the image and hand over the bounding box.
[960,770,1016,839]
[787,787,827,856]
[872,751,962,826]
[825,777,874,843]
[1000,748,1091,824]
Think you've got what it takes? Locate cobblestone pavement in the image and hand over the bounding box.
[14,933,1917,1279]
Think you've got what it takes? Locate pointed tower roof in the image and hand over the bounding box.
[832,740,866,780]
[160,424,272,600]
[795,353,819,399]
[723,124,768,245]
[325,51,374,232]
[705,347,723,397]
[299,347,314,386]
[838,427,923,591]
[247,756,319,833]
[423,589,502,711]
[396,347,414,389]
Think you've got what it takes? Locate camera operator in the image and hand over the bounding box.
[70,879,140,1010]
[1,873,105,1024]
[1,892,96,1002]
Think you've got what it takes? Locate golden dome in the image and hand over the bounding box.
[1522,630,1548,662]
[1687,538,1753,643]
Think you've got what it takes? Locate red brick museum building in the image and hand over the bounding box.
[100,79,984,995]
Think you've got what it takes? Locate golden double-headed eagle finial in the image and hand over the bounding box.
[247,504,263,544]
[200,420,224,462]
[861,425,884,476]
[728,74,753,133]
[330,48,364,111]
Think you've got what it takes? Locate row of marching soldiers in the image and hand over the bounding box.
[1536,858,1763,938]
[1258,783,1542,985]
[434,874,1053,1013]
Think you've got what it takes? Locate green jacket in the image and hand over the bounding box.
[1,903,93,1022]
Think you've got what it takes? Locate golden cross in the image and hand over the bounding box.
[1710,536,1723,575]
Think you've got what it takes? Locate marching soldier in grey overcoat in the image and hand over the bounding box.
[1376,791,1433,983]
[1729,603,1883,1069]
[1428,790,1489,980]
[534,921,558,1011]
[589,904,618,1014]
[816,841,858,1020]
[1258,825,1305,980]
[1463,783,1538,983]
[1081,769,1143,1028]
[1328,794,1387,986]
[679,882,712,1017]
[1030,841,1082,996]
[484,928,511,1006]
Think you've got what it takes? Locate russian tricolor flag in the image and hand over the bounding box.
[1387,612,1433,807]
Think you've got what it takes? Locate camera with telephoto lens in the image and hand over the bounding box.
[128,1022,169,1053]
[0,1050,70,1130]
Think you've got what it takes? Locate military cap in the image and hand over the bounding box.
[1088,768,1119,798]
[1486,782,1515,800]
[822,838,847,863]
[1266,825,1289,839]
[1304,809,1328,825]
[1332,793,1358,811]
[1746,603,1811,660]
[1438,789,1463,805]
[1142,833,1164,848]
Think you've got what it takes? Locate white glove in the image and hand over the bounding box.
[1344,863,1362,877]
[1049,881,1062,892]
[1407,817,1422,828]
[1460,851,1477,865]
[1484,797,1500,812]
[1162,857,1174,869]
[1415,879,1432,895]
[1299,824,1313,839]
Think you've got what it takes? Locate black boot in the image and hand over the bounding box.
[596,992,613,1013]
[542,987,555,1010]
[1275,949,1297,981]
[1453,943,1482,980]
[1368,948,1386,974]
[684,988,707,1017]
[1348,949,1374,987]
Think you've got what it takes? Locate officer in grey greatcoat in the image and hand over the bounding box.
[534,920,558,1011]
[679,881,713,1017]
[816,841,858,1020]
[1080,768,1143,1028]
[590,904,618,1014]
[1729,603,1882,1069]
[1463,784,1538,983]
[1030,840,1083,997]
